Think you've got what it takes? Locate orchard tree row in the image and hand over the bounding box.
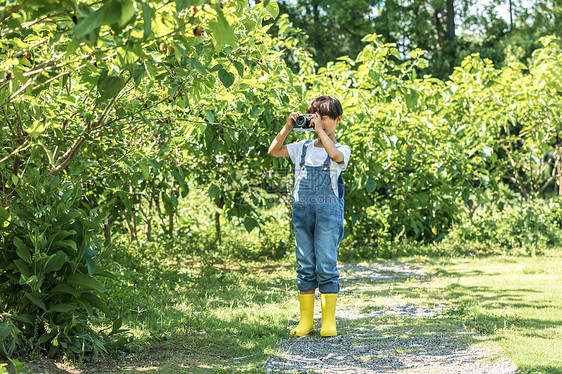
[0,0,561,358]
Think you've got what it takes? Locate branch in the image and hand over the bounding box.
[47,74,133,177]
[48,137,86,178]
[0,140,30,164]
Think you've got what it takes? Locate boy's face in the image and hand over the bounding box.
[313,114,342,135]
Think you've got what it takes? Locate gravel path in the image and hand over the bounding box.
[263,263,517,373]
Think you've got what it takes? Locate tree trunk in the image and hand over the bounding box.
[446,0,455,41]
[147,198,152,242]
[215,196,224,245]
[509,0,513,31]
[137,196,152,242]
[434,8,442,48]
[558,145,562,196]
[103,215,115,247]
[168,209,174,240]
[125,217,136,241]
[555,0,562,40]
[130,186,138,241]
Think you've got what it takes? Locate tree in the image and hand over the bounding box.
[0,0,283,357]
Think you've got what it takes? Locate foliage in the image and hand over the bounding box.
[341,186,562,259]
[443,187,562,256]
[0,175,120,357]
[0,0,282,358]
[0,358,28,374]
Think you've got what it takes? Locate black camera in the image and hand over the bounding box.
[294,114,317,131]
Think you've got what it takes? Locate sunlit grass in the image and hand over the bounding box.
[103,246,561,373]
[397,253,562,373]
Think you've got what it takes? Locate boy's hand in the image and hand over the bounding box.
[311,115,325,134]
[285,111,301,130]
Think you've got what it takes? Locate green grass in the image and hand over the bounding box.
[334,252,562,373]
[426,254,562,373]
[87,239,299,373]
[395,252,562,373]
[12,239,562,373]
[103,248,561,373]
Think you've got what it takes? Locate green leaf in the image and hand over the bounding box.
[14,260,32,278]
[97,74,125,103]
[0,322,11,341]
[218,68,235,88]
[24,292,46,311]
[141,2,153,39]
[188,58,206,75]
[118,0,136,27]
[14,315,33,325]
[233,61,244,76]
[210,5,236,49]
[51,284,82,298]
[47,304,80,313]
[132,63,146,87]
[0,205,11,227]
[13,237,31,263]
[87,257,97,276]
[74,219,84,244]
[208,184,220,200]
[265,1,279,18]
[37,332,55,345]
[366,178,377,193]
[73,1,122,39]
[174,0,191,11]
[19,275,37,287]
[243,217,259,233]
[84,249,100,258]
[23,120,46,138]
[209,63,223,72]
[162,193,174,214]
[51,230,75,243]
[53,240,78,251]
[68,273,107,293]
[111,317,123,334]
[80,292,110,316]
[44,251,67,273]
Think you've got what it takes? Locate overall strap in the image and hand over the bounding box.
[299,140,313,168]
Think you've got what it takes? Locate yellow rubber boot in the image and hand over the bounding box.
[290,293,315,336]
[320,293,337,337]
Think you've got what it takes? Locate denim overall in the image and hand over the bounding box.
[292,140,344,293]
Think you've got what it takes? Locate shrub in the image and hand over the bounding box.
[443,195,562,255]
[0,176,119,358]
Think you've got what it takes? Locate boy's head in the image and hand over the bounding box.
[306,96,343,120]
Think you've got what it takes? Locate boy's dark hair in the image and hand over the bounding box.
[306,96,343,120]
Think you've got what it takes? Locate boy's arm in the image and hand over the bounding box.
[316,127,344,163]
[268,112,298,157]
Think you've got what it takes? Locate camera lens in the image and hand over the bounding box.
[295,115,306,127]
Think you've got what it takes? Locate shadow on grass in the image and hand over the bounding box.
[341,260,561,373]
[79,257,298,372]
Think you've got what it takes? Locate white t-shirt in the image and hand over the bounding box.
[286,139,351,198]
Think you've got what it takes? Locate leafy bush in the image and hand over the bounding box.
[340,182,562,259]
[443,195,562,255]
[0,176,120,358]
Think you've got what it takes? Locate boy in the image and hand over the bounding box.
[268,96,351,337]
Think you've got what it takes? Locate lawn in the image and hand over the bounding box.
[420,253,562,373]
[9,245,562,373]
